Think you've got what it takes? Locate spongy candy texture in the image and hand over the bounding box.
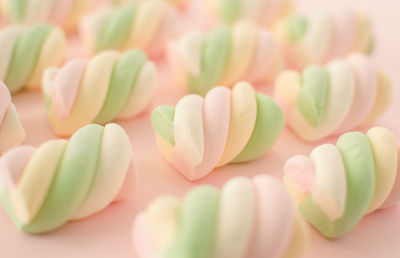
[1,0,93,32]
[42,49,157,136]
[0,24,66,94]
[284,127,400,238]
[151,82,284,180]
[0,123,134,234]
[206,0,293,26]
[275,11,374,69]
[80,0,180,57]
[0,82,26,153]
[133,175,308,258]
[275,53,391,142]
[168,20,284,96]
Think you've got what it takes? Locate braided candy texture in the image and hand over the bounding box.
[42,49,157,136]
[0,0,93,32]
[151,82,284,180]
[0,23,66,94]
[275,53,391,142]
[205,0,293,26]
[80,0,180,57]
[133,175,308,258]
[274,10,374,69]
[284,127,400,238]
[0,82,25,154]
[0,123,134,234]
[168,20,284,96]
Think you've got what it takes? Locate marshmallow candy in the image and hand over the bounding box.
[284,127,400,238]
[0,24,66,94]
[0,123,134,233]
[80,0,180,57]
[1,0,93,32]
[133,175,308,258]
[168,20,284,96]
[275,11,374,69]
[151,82,284,180]
[43,49,157,136]
[275,53,391,142]
[206,0,293,27]
[0,82,25,154]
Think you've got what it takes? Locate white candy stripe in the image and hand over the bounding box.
[71,124,132,219]
[310,144,347,220]
[172,95,204,176]
[213,177,255,258]
[145,195,180,253]
[300,12,333,63]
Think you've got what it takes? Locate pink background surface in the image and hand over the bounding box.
[1,0,400,257]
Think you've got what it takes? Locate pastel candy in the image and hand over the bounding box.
[0,24,66,94]
[151,82,284,180]
[206,0,293,26]
[169,20,283,96]
[275,53,391,142]
[43,49,157,136]
[0,123,134,234]
[80,0,180,57]
[284,127,400,238]
[0,82,26,154]
[276,11,374,69]
[1,0,93,32]
[133,175,308,258]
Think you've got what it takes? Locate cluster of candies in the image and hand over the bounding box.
[0,0,397,258]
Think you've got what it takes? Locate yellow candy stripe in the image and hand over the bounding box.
[217,81,257,166]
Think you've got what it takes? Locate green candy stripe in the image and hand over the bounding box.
[94,50,147,124]
[285,14,308,43]
[366,37,374,55]
[299,132,375,238]
[219,0,241,24]
[296,65,330,127]
[232,93,284,163]
[95,4,137,53]
[5,24,53,94]
[187,27,231,96]
[151,105,175,145]
[165,186,219,258]
[21,124,104,233]
[8,0,27,22]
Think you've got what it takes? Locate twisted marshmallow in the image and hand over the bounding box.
[0,0,93,32]
[42,49,157,136]
[80,0,180,57]
[151,82,284,180]
[205,0,292,26]
[0,82,25,154]
[284,127,400,238]
[0,24,66,94]
[168,20,283,96]
[274,11,374,69]
[133,175,308,258]
[0,123,134,234]
[275,53,391,142]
